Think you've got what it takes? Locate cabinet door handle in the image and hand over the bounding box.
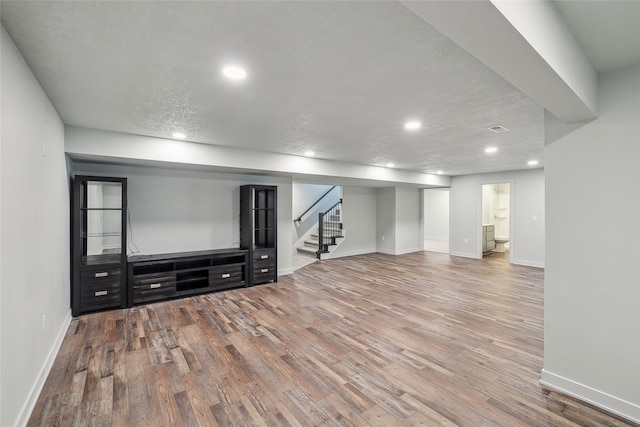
[150,283,161,289]
[95,272,108,278]
[221,273,231,279]
[260,255,269,259]
[260,268,269,273]
[95,290,108,297]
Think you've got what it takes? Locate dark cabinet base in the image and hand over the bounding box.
[128,249,248,306]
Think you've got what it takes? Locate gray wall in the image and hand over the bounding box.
[542,64,640,421]
[376,187,396,254]
[424,188,449,241]
[1,27,70,427]
[395,187,422,254]
[74,163,294,275]
[375,187,422,255]
[330,186,377,258]
[449,168,545,267]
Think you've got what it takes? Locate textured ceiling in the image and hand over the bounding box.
[3,1,612,177]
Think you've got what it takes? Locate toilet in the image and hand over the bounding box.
[494,237,509,253]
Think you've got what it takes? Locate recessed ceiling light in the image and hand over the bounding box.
[436,170,444,175]
[386,163,395,168]
[172,132,186,139]
[304,151,315,157]
[404,121,421,130]
[528,160,539,166]
[222,66,247,80]
[485,147,498,153]
[488,125,509,133]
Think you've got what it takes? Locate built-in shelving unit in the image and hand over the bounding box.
[240,185,277,286]
[72,176,127,316]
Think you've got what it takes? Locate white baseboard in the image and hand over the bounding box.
[540,369,640,424]
[329,248,376,259]
[278,267,294,276]
[376,248,395,255]
[449,251,480,259]
[16,310,72,427]
[376,248,421,256]
[512,258,545,268]
[424,236,448,241]
[395,247,421,255]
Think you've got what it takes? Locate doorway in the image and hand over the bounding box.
[423,188,449,253]
[481,183,510,258]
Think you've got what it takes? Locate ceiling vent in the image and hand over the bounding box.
[488,125,509,133]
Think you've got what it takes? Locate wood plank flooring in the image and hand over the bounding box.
[28,252,637,426]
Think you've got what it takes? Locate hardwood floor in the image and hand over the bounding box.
[29,252,636,426]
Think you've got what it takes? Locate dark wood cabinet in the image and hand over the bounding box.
[127,249,248,306]
[240,185,277,286]
[72,176,127,316]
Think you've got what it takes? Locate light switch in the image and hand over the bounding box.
[532,215,537,221]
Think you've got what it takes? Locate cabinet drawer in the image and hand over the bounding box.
[80,281,121,310]
[210,265,244,288]
[253,258,275,270]
[133,281,176,304]
[253,249,275,262]
[253,266,275,285]
[81,267,121,282]
[132,273,175,287]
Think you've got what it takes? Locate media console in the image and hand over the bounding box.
[127,249,248,306]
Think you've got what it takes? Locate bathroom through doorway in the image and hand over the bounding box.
[481,183,510,258]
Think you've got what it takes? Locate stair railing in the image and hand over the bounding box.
[294,186,336,223]
[317,199,342,258]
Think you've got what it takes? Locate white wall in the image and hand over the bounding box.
[394,187,421,254]
[542,64,640,423]
[330,186,377,258]
[424,188,449,241]
[73,163,294,276]
[375,187,421,256]
[376,187,396,254]
[1,27,71,427]
[449,168,545,267]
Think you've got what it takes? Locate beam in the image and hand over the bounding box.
[400,0,598,123]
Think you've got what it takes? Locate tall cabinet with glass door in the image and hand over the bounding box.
[71,176,127,316]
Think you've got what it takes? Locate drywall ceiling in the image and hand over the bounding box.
[552,0,640,74]
[1,1,636,177]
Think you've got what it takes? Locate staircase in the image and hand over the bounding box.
[297,201,345,260]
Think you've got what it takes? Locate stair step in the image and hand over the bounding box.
[297,247,318,257]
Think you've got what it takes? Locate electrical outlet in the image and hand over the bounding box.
[42,314,46,332]
[464,238,468,244]
[382,235,385,241]
[532,215,537,221]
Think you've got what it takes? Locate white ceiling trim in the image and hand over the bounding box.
[400,0,598,123]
